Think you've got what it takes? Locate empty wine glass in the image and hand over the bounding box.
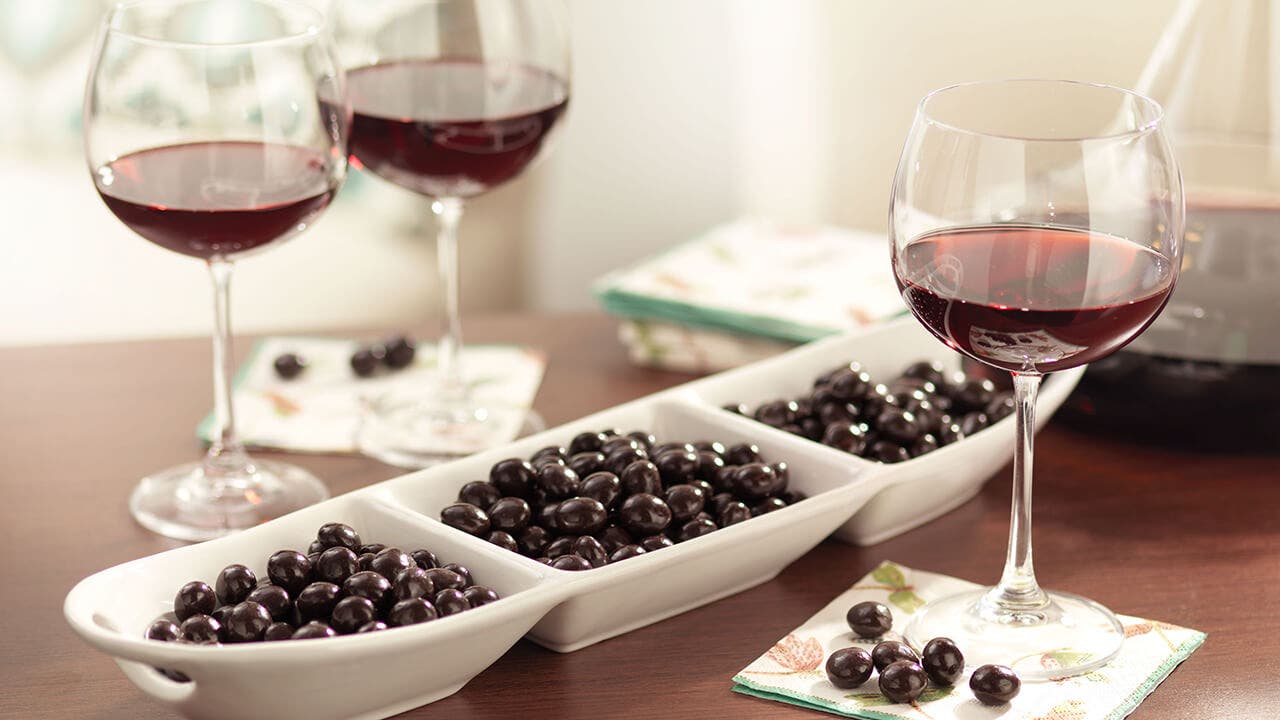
[85,0,349,540]
[331,0,570,467]
[890,80,1183,678]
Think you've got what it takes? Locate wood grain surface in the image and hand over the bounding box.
[1,313,1275,719]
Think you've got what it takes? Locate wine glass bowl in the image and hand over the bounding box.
[889,80,1183,678]
[85,0,349,540]
[332,0,570,467]
[344,58,569,199]
[896,224,1177,373]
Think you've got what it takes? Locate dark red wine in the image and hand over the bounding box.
[96,141,337,260]
[1062,205,1280,450]
[895,225,1175,373]
[346,59,569,198]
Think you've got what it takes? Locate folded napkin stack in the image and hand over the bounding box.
[595,220,904,373]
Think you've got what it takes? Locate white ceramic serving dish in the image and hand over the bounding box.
[64,494,569,720]
[376,399,878,651]
[65,316,1080,719]
[684,317,1083,545]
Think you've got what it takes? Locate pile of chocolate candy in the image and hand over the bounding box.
[727,359,1013,463]
[144,523,498,648]
[827,601,1021,705]
[272,335,417,379]
[440,429,803,569]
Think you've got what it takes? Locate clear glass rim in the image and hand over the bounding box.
[103,0,327,48]
[918,78,1166,143]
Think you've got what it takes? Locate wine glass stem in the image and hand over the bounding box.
[204,259,251,477]
[432,197,467,403]
[986,371,1049,614]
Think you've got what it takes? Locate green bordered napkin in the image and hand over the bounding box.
[733,562,1205,720]
[617,318,797,373]
[197,337,545,454]
[594,220,905,344]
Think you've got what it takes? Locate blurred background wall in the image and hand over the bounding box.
[0,0,1179,345]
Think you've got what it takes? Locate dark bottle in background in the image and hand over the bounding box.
[1059,0,1280,451]
[1062,204,1280,450]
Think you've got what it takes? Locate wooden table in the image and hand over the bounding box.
[2,313,1276,719]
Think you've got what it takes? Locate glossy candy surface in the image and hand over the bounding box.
[733,358,1015,461]
[871,640,919,672]
[878,661,928,703]
[143,524,502,646]
[970,664,1021,705]
[825,647,874,688]
[438,429,806,570]
[846,601,893,639]
[921,637,964,686]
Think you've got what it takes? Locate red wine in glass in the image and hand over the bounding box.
[895,224,1176,373]
[336,0,571,468]
[345,59,569,198]
[94,141,337,260]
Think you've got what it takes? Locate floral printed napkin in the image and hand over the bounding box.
[733,562,1205,720]
[595,219,904,345]
[197,337,545,454]
[617,318,797,373]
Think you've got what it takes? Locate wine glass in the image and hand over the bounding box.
[85,0,349,541]
[890,80,1183,678]
[331,0,570,467]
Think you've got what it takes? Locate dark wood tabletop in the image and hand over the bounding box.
[2,313,1276,719]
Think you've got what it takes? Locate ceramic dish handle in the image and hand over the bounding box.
[64,579,212,711]
[115,658,199,707]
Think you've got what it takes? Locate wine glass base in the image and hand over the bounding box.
[356,395,547,469]
[129,459,329,542]
[902,588,1125,680]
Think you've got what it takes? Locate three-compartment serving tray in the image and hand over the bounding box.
[64,317,1083,720]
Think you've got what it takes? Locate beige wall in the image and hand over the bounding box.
[519,0,1177,311]
[524,0,1181,310]
[818,0,1180,232]
[1,0,1181,343]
